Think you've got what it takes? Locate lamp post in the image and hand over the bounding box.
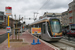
[34,12,38,21]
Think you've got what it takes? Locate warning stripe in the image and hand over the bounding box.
[6,13,11,15]
[5,7,12,9]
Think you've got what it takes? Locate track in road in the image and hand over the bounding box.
[0,33,12,44]
[36,36,75,50]
[49,39,75,50]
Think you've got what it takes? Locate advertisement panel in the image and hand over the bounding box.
[31,27,41,34]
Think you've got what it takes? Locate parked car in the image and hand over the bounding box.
[62,29,69,36]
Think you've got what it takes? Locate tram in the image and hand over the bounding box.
[29,17,62,41]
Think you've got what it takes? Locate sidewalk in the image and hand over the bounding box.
[0,29,6,35]
[0,30,59,50]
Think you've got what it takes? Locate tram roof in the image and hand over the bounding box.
[30,17,57,26]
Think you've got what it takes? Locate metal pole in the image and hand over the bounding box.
[8,15,10,48]
[15,14,17,40]
[34,12,35,21]
[22,17,23,32]
[33,25,35,39]
[12,15,13,39]
[38,25,39,38]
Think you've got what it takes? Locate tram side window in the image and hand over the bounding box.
[43,23,46,34]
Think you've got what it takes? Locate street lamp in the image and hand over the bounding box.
[34,12,39,21]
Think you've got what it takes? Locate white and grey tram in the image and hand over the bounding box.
[29,17,62,41]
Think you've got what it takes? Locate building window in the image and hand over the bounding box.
[69,19,73,23]
[69,13,72,17]
[69,7,72,11]
[62,14,65,16]
[66,13,68,15]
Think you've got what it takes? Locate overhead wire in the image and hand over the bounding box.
[34,0,50,20]
[37,0,50,12]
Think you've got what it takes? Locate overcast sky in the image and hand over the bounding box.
[0,0,73,25]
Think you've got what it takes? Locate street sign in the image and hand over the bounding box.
[31,27,41,34]
[6,26,11,33]
[5,7,12,16]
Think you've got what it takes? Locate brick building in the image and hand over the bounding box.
[62,11,69,26]
[68,0,75,24]
[0,15,14,28]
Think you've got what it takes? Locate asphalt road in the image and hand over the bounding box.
[0,33,12,44]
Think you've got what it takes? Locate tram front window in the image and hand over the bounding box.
[50,20,61,33]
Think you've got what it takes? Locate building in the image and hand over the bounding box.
[0,11,14,28]
[0,15,14,28]
[68,0,75,24]
[62,11,69,26]
[40,12,62,24]
[0,11,4,22]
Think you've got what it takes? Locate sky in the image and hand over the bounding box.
[0,0,73,25]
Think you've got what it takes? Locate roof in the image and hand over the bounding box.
[44,13,62,15]
[30,17,58,25]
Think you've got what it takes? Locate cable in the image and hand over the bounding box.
[37,0,50,12]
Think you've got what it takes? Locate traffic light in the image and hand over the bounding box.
[34,18,37,20]
[29,18,31,20]
[23,21,25,24]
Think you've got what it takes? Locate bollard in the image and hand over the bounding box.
[36,39,41,44]
[31,39,36,45]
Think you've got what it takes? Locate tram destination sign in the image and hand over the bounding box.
[52,19,58,21]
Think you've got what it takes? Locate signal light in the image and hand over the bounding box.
[54,36,56,37]
[23,27,24,28]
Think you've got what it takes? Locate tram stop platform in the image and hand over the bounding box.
[0,30,59,50]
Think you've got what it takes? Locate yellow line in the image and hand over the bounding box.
[8,33,10,47]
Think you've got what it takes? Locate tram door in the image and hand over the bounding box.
[42,23,46,39]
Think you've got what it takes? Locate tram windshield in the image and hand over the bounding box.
[70,25,75,30]
[50,19,61,33]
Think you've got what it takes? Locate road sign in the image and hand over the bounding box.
[5,7,12,16]
[31,27,41,34]
[6,26,11,33]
